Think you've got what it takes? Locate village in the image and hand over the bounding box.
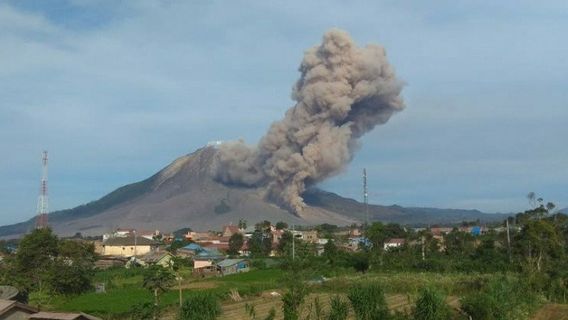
[90,221,493,276]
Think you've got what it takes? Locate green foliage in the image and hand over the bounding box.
[347,282,389,320]
[460,276,541,320]
[282,260,309,320]
[142,265,175,306]
[282,282,307,320]
[228,233,245,256]
[179,292,221,320]
[28,289,53,310]
[130,301,160,320]
[351,252,369,273]
[323,240,339,265]
[328,295,349,320]
[275,221,289,230]
[411,287,452,320]
[237,219,247,230]
[249,229,272,257]
[4,228,96,295]
[366,222,387,251]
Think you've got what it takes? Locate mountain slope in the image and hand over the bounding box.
[0,147,508,238]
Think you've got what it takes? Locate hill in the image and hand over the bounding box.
[0,147,508,238]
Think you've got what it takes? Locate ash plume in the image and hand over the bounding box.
[212,28,405,214]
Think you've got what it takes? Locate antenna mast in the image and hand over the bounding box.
[363,168,368,226]
[36,151,49,229]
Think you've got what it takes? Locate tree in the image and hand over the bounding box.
[275,221,289,230]
[277,231,294,256]
[516,219,562,272]
[366,222,387,251]
[228,233,244,256]
[547,202,556,213]
[238,219,248,230]
[13,228,58,291]
[5,229,96,296]
[352,252,370,273]
[249,230,272,257]
[143,265,175,307]
[323,240,339,265]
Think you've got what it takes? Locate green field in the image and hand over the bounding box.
[45,267,564,320]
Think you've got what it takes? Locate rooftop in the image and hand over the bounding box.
[29,312,101,320]
[103,236,158,246]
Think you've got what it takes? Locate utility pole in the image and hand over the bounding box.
[292,224,295,261]
[177,273,183,308]
[506,218,512,263]
[36,151,49,229]
[421,235,426,261]
[134,229,137,258]
[363,168,369,227]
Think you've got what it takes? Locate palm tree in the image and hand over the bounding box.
[143,265,175,308]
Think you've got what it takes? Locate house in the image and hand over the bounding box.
[430,227,453,237]
[299,230,319,243]
[222,225,241,238]
[0,299,37,319]
[192,249,225,275]
[216,259,249,276]
[140,251,174,268]
[177,243,203,257]
[101,236,160,257]
[29,312,101,320]
[384,238,406,250]
[346,237,371,251]
[202,242,229,253]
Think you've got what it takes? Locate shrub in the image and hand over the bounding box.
[348,282,389,320]
[130,301,159,320]
[179,292,221,320]
[412,287,452,320]
[328,295,349,320]
[460,276,541,320]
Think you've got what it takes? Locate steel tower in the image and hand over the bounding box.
[36,151,49,228]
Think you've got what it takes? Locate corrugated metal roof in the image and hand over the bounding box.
[217,259,246,268]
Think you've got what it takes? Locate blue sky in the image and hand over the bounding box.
[1,0,567,225]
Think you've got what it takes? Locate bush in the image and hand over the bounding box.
[179,292,221,320]
[130,301,159,320]
[460,276,541,320]
[348,282,389,320]
[412,287,452,320]
[328,295,349,320]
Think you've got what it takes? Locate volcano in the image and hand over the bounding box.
[0,147,508,238]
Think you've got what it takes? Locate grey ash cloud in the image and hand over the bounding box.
[213,29,405,214]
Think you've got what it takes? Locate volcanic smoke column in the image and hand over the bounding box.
[213,29,405,215]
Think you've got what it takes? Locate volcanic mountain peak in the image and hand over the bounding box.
[0,146,509,239]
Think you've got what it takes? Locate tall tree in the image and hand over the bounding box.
[228,233,244,256]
